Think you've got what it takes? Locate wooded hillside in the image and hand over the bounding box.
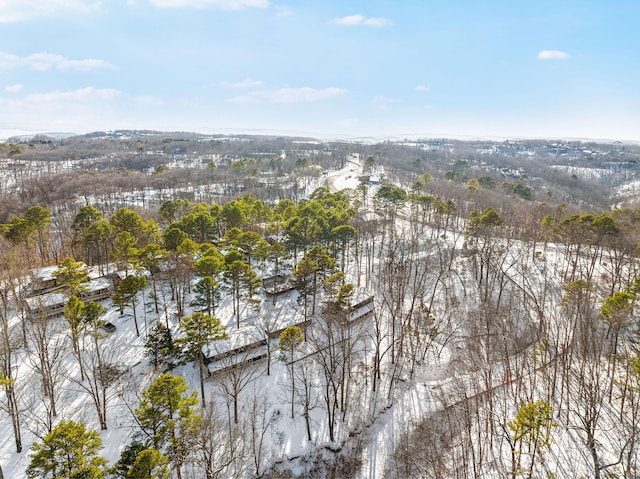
[1,132,640,478]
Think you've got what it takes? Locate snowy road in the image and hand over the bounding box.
[326,155,362,193]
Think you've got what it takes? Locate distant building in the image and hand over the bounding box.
[25,268,115,320]
[29,265,59,295]
[357,174,381,185]
[346,295,375,323]
[24,292,67,320]
[203,292,375,376]
[204,317,312,375]
[262,274,295,296]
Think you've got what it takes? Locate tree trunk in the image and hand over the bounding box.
[8,386,22,452]
[199,360,207,409]
[588,432,601,479]
[234,394,239,424]
[132,296,140,337]
[290,351,295,419]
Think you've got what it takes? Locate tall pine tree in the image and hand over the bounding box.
[135,373,200,479]
[27,420,107,479]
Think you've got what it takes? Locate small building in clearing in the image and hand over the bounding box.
[25,277,115,320]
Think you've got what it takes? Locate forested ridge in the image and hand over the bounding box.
[1,132,640,477]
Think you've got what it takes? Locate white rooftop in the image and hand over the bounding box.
[25,291,66,309]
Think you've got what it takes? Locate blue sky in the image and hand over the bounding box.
[0,0,639,141]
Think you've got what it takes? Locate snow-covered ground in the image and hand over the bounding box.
[1,160,638,478]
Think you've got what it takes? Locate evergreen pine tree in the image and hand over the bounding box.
[125,448,171,479]
[135,373,200,479]
[27,420,107,479]
[144,322,175,371]
[176,312,227,408]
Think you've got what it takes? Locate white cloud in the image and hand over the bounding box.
[0,0,101,23]
[332,14,393,27]
[373,95,399,111]
[0,86,192,137]
[25,87,121,103]
[415,85,430,91]
[220,77,263,89]
[537,50,569,60]
[0,86,125,135]
[148,0,268,9]
[229,86,348,104]
[0,51,20,69]
[4,84,23,93]
[0,51,116,71]
[27,53,116,71]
